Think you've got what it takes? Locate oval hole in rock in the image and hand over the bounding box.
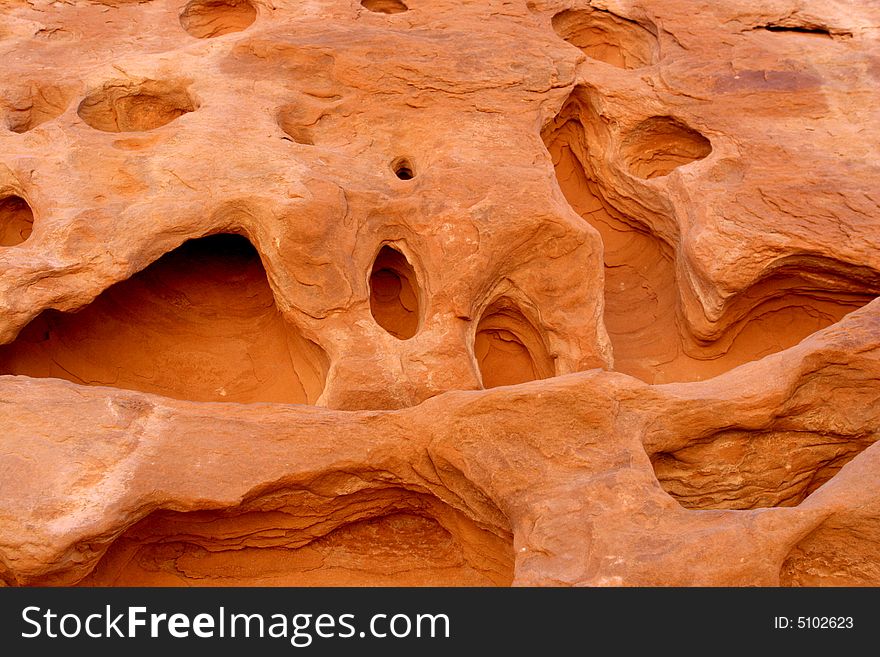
[0,195,34,247]
[0,234,328,404]
[474,298,554,388]
[551,7,659,69]
[361,0,409,14]
[180,0,257,39]
[391,157,415,180]
[621,116,712,179]
[78,79,196,133]
[369,245,421,340]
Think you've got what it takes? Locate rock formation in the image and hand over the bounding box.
[0,0,878,586]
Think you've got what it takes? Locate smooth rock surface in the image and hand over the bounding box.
[0,0,878,586]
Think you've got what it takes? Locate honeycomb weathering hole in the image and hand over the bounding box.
[651,427,878,510]
[180,0,257,39]
[391,157,415,180]
[621,116,713,179]
[77,489,514,586]
[361,0,408,15]
[0,195,34,247]
[0,234,328,404]
[5,84,70,133]
[77,80,196,133]
[542,89,876,384]
[277,104,316,145]
[474,298,553,389]
[551,7,659,69]
[369,245,422,340]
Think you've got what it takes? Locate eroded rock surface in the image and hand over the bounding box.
[0,0,878,586]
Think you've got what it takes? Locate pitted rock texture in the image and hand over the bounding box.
[0,0,878,586]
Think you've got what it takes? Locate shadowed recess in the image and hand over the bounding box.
[542,88,877,384]
[0,195,34,246]
[77,487,514,586]
[761,25,830,37]
[277,103,319,145]
[4,83,70,133]
[551,7,658,69]
[88,0,159,4]
[369,245,422,340]
[361,0,408,15]
[652,428,878,510]
[0,234,328,404]
[77,79,196,132]
[180,0,257,39]
[391,156,415,180]
[474,297,553,389]
[620,116,712,179]
[753,22,850,38]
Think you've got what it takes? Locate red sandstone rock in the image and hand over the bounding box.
[0,0,878,586]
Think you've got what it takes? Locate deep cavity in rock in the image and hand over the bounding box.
[369,245,422,340]
[0,195,34,247]
[78,487,514,586]
[0,234,328,404]
[542,88,876,384]
[474,297,553,388]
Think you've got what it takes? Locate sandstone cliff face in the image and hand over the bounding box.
[0,0,878,586]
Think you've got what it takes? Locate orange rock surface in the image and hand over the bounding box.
[0,0,878,586]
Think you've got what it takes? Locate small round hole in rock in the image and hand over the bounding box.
[369,245,422,340]
[78,80,196,133]
[391,157,415,180]
[0,195,34,247]
[180,0,257,39]
[361,0,408,14]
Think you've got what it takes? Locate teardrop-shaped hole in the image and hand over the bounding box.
[369,245,422,340]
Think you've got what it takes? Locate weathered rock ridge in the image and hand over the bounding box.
[0,0,878,585]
